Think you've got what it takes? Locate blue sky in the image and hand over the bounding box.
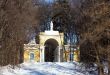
[45,0,54,3]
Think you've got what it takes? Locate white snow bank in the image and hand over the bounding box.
[0,62,97,75]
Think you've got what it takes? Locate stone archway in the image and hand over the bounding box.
[44,39,59,62]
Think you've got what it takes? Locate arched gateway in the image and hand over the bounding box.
[24,21,80,62]
[44,39,59,62]
[39,25,64,62]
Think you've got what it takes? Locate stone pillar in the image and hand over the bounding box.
[43,46,45,62]
[40,46,45,62]
[60,46,63,62]
[58,46,63,62]
[40,47,42,62]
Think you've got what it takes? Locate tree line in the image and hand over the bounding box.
[0,0,110,75]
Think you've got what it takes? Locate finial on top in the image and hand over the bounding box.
[50,21,53,31]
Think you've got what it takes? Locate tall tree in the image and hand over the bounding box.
[0,0,39,66]
[72,0,110,75]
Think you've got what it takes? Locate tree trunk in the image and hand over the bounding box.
[108,62,110,75]
[98,66,104,75]
[108,52,110,75]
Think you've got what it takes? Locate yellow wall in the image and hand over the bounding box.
[63,46,80,62]
[74,50,80,62]
[24,50,40,62]
[24,50,29,62]
[34,50,40,62]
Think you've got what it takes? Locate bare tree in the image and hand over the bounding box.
[72,0,110,75]
[0,0,39,66]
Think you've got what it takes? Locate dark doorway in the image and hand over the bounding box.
[44,39,58,62]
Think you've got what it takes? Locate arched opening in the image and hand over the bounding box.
[44,39,59,62]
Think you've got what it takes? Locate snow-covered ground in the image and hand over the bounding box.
[0,62,98,75]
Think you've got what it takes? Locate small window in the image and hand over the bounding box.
[30,53,34,60]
